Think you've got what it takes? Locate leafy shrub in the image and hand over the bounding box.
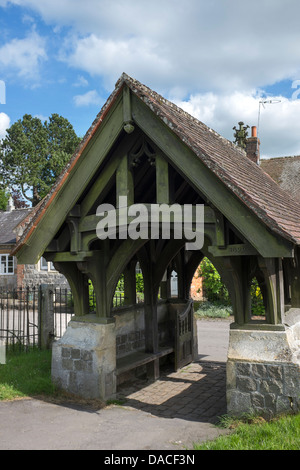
[136,273,144,293]
[195,301,232,318]
[250,277,265,316]
[198,258,230,305]
[198,258,265,316]
[89,280,96,310]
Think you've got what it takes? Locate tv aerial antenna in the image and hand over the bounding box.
[256,99,281,157]
[257,99,281,140]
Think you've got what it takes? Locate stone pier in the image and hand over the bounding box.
[51,317,117,400]
[227,316,300,417]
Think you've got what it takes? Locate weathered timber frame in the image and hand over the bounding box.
[13,75,300,410]
[14,81,298,327]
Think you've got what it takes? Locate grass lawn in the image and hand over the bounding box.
[194,414,300,450]
[0,347,105,409]
[0,347,55,400]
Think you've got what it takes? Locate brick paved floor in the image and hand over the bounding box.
[117,361,227,424]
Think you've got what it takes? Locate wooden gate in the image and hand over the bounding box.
[174,300,194,370]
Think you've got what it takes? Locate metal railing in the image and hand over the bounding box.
[53,287,74,340]
[0,285,145,349]
[0,287,40,349]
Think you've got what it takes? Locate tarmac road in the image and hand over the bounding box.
[197,316,231,362]
[0,318,231,451]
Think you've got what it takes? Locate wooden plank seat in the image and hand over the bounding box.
[116,346,174,376]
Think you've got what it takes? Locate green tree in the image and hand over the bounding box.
[198,257,230,304]
[0,113,81,206]
[0,189,9,210]
[250,277,265,316]
[199,257,265,315]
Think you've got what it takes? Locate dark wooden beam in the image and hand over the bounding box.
[116,153,134,206]
[45,251,94,262]
[208,243,258,257]
[156,152,169,204]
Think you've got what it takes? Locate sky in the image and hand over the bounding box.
[1,0,300,159]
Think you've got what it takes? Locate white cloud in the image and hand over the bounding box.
[73,89,102,107]
[73,75,89,87]
[4,0,300,94]
[61,34,171,91]
[2,0,300,157]
[0,30,47,81]
[0,112,10,139]
[176,91,300,159]
[34,114,48,123]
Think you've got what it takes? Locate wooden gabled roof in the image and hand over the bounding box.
[12,73,300,259]
[124,75,300,245]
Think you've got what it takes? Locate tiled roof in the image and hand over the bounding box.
[261,156,300,201]
[122,74,300,245]
[12,73,300,252]
[0,208,33,245]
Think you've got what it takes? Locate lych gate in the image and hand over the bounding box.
[13,74,300,417]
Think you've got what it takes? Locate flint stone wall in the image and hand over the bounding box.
[227,360,300,418]
[227,324,300,417]
[23,264,68,288]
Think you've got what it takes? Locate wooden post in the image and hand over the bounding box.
[144,267,159,354]
[38,284,54,350]
[139,244,159,354]
[160,271,168,300]
[156,152,169,204]
[215,211,226,248]
[53,262,89,318]
[123,261,137,305]
[67,217,81,254]
[84,250,111,320]
[116,153,134,206]
[223,257,251,326]
[286,248,300,308]
[258,257,284,325]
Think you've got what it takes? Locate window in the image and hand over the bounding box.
[135,262,142,274]
[40,257,56,272]
[0,255,14,275]
[171,270,178,297]
[40,257,48,270]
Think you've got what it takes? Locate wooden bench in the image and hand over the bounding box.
[116,346,174,379]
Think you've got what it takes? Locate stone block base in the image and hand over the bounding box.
[227,360,300,418]
[51,317,116,401]
[227,327,300,418]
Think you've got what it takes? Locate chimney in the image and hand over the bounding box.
[246,126,260,164]
[6,195,15,212]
